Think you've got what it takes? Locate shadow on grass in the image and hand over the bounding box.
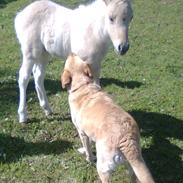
[100,77,143,89]
[0,0,17,8]
[130,110,183,183]
[0,77,141,116]
[29,78,63,96]
[26,112,71,124]
[0,133,73,163]
[0,78,18,117]
[0,78,62,115]
[29,77,143,95]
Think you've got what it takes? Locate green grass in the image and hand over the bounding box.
[0,0,183,182]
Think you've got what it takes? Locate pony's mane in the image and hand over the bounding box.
[76,0,105,13]
[74,0,106,22]
[76,0,131,12]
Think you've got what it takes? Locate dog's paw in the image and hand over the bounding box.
[77,147,86,154]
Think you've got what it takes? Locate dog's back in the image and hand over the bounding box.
[78,87,140,145]
[70,83,154,183]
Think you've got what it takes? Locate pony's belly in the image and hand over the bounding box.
[41,18,71,59]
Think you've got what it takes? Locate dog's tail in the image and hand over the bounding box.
[129,158,155,183]
[119,139,155,183]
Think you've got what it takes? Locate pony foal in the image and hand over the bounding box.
[15,0,133,122]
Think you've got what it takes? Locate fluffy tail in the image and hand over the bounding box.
[129,158,155,183]
[119,137,155,183]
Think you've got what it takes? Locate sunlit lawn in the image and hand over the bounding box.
[0,0,183,182]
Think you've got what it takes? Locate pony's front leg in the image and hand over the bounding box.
[32,62,52,116]
[90,62,101,85]
[18,59,34,123]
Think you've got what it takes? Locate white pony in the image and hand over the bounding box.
[15,0,133,123]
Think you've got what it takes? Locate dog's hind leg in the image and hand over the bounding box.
[95,141,116,183]
[97,170,110,183]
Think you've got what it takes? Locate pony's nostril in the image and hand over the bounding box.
[118,43,129,55]
[118,44,123,53]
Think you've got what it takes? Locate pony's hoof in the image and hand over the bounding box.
[19,114,27,123]
[77,147,86,154]
[45,108,53,116]
[86,155,96,163]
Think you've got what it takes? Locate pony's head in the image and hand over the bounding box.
[104,0,133,55]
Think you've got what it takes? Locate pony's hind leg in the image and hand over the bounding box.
[32,60,52,117]
[18,56,34,123]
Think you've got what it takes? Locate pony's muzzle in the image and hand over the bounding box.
[118,43,129,55]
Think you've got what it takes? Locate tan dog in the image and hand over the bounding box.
[61,54,155,183]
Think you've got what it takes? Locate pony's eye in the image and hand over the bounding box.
[122,18,126,22]
[109,16,115,23]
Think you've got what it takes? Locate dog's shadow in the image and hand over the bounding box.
[100,77,143,89]
[130,110,183,183]
[25,112,71,124]
[0,133,73,163]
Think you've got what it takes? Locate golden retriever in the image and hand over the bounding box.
[61,54,155,183]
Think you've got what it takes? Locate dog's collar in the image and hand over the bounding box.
[69,82,101,94]
[69,81,90,93]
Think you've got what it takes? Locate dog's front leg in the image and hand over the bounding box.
[78,131,95,162]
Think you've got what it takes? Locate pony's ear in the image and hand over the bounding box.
[61,70,72,89]
[84,64,93,78]
[103,0,110,5]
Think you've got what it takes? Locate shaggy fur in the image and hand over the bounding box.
[15,0,133,122]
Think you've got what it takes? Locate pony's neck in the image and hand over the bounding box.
[76,0,109,40]
[90,0,108,37]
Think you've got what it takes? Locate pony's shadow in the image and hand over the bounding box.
[130,110,183,183]
[27,78,62,96]
[100,77,143,89]
[0,133,73,163]
[27,77,143,97]
[0,76,142,116]
[0,78,63,117]
[27,112,71,124]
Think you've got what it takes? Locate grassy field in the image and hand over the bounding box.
[0,0,183,182]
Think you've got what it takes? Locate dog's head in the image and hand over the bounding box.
[61,53,93,91]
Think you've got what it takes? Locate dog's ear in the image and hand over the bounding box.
[61,70,71,89]
[84,64,93,78]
